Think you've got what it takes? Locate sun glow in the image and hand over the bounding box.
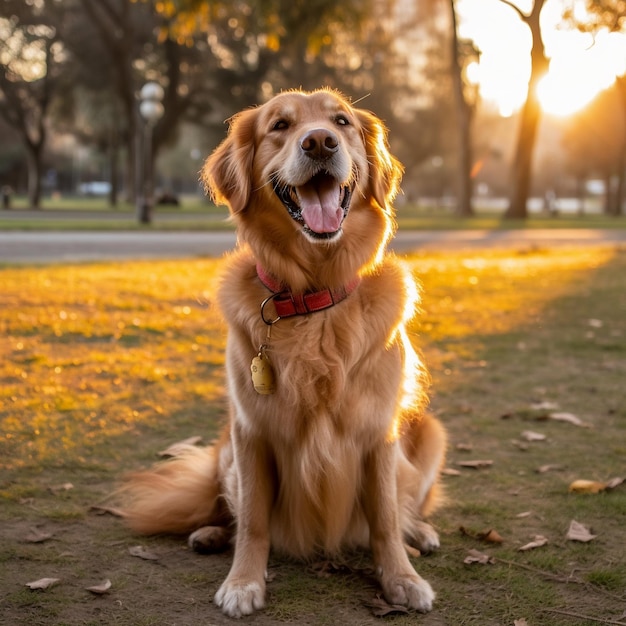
[458,0,626,118]
[538,30,626,116]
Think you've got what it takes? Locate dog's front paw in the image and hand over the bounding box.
[382,574,435,613]
[214,579,265,618]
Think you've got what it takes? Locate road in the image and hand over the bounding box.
[1,229,625,264]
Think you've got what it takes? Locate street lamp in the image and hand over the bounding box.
[137,82,164,224]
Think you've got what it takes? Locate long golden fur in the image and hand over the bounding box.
[120,88,447,618]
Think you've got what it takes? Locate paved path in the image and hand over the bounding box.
[0,229,625,264]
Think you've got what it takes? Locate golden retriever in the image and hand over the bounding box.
[120,88,447,618]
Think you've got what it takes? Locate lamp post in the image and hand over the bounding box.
[137,82,164,224]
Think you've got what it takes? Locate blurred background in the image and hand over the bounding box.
[0,0,625,221]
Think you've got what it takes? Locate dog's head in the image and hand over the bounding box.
[203,89,402,282]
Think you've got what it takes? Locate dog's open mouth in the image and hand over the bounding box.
[273,172,353,240]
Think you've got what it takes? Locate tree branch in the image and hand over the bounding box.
[496,0,528,21]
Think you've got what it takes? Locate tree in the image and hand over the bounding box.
[73,0,375,221]
[3,0,457,214]
[563,0,626,215]
[562,81,625,213]
[614,75,626,215]
[448,0,479,216]
[75,0,150,207]
[498,0,550,219]
[0,0,68,208]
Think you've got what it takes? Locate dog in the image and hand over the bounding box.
[120,88,447,618]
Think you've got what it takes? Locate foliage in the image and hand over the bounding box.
[0,0,70,207]
[563,0,626,33]
[562,80,626,213]
[1,0,466,208]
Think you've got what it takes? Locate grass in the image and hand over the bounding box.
[1,245,625,625]
[2,194,626,231]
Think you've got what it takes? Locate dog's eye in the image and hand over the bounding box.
[272,119,289,131]
[335,115,350,126]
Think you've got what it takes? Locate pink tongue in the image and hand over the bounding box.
[297,176,343,233]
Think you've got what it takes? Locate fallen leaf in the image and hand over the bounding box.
[536,464,564,474]
[463,549,495,565]
[514,619,529,626]
[308,561,346,578]
[588,318,603,328]
[548,412,589,428]
[566,520,597,542]
[128,545,159,561]
[521,430,546,442]
[23,528,54,543]
[457,459,493,469]
[158,436,203,457]
[461,526,504,543]
[515,511,532,518]
[49,482,74,494]
[89,505,126,518]
[365,594,410,617]
[480,529,504,544]
[518,535,549,551]
[85,579,112,595]
[569,479,607,494]
[456,442,473,452]
[605,477,624,490]
[26,577,60,590]
[531,401,559,411]
[404,543,421,558]
[441,467,461,476]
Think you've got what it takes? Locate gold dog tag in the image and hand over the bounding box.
[250,351,276,395]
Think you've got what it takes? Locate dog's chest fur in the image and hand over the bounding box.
[217,250,417,555]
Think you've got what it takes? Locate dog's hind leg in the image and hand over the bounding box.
[188,525,233,553]
[363,441,436,613]
[398,413,447,554]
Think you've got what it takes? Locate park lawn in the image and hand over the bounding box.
[0,245,625,626]
[2,194,626,231]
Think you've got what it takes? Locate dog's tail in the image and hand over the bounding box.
[116,443,224,536]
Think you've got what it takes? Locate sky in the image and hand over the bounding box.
[456,0,626,117]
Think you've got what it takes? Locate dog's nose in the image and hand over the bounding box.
[300,129,339,160]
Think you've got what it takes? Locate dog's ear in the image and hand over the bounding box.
[202,107,257,214]
[355,109,404,211]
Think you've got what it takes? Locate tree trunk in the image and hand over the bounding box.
[603,172,613,215]
[109,126,120,208]
[615,76,626,216]
[502,0,549,220]
[449,0,474,217]
[505,95,542,219]
[616,146,626,216]
[25,143,43,209]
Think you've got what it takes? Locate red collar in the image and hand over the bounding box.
[256,263,360,322]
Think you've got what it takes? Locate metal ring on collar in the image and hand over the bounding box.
[260,292,285,325]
